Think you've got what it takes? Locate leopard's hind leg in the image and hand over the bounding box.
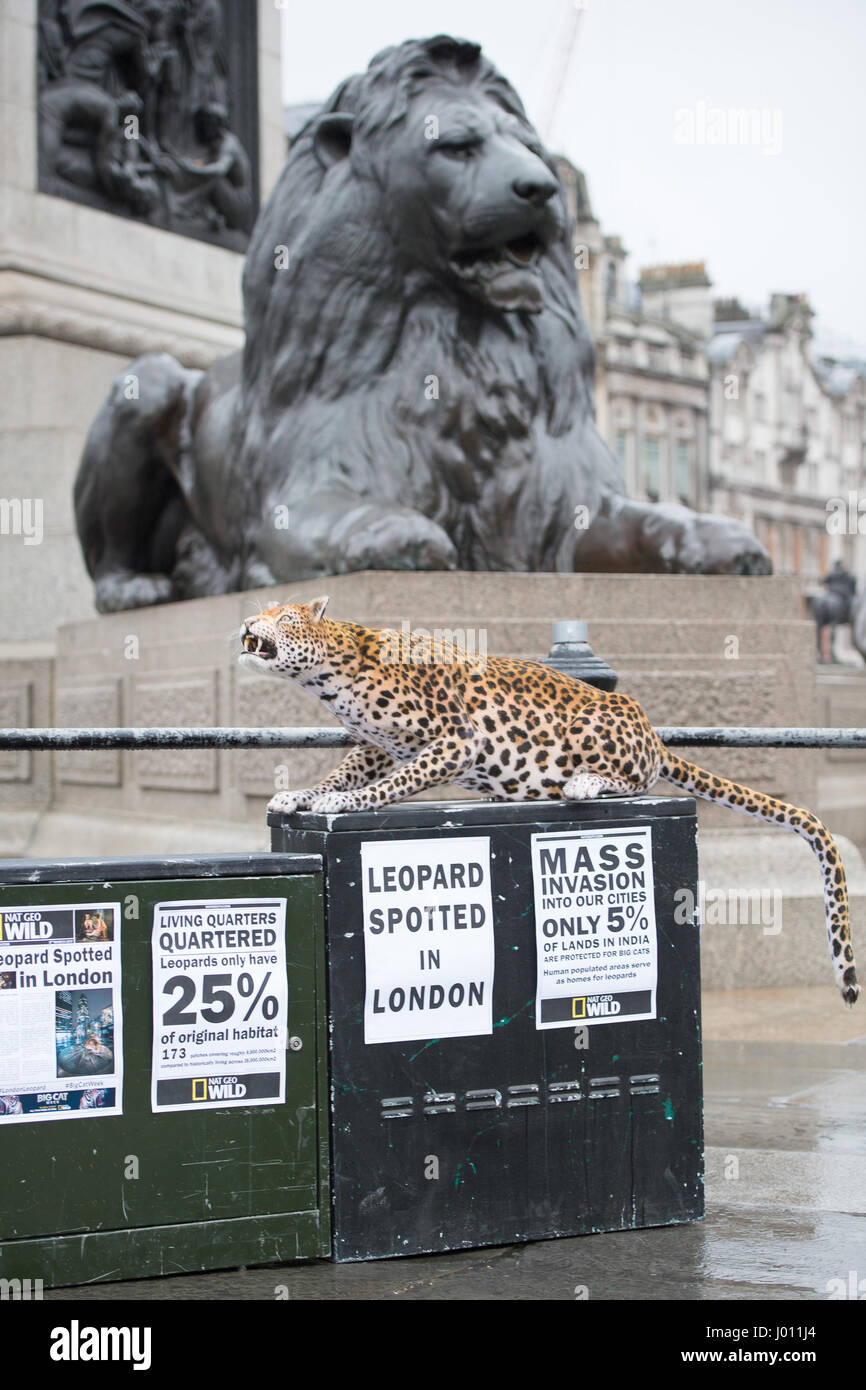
[563,771,637,800]
[563,699,661,801]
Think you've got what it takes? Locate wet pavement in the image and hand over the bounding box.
[42,987,866,1302]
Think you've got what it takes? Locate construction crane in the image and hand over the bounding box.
[541,0,586,147]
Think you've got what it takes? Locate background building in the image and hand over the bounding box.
[708,296,866,586]
[559,159,709,513]
[559,158,866,589]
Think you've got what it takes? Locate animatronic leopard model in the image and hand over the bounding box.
[240,598,860,1007]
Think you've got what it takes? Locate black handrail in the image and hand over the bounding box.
[1,727,865,750]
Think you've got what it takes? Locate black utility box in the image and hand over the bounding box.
[270,796,703,1262]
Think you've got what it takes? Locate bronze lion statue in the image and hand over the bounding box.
[75,35,770,611]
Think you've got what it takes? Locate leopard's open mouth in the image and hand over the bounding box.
[242,632,278,660]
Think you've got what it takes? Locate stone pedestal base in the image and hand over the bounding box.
[0,0,283,643]
[816,667,866,856]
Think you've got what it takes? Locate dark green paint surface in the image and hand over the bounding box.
[0,870,328,1285]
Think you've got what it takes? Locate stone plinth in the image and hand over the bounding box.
[697,830,866,991]
[0,0,283,643]
[14,570,819,836]
[815,667,866,856]
[232,571,820,828]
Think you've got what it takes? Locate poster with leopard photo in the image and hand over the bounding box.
[530,827,658,1027]
[0,903,122,1122]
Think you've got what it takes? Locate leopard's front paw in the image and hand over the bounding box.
[267,789,316,814]
[309,791,362,814]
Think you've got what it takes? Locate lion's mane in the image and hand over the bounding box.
[234,36,617,571]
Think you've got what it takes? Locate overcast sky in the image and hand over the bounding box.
[281,0,866,358]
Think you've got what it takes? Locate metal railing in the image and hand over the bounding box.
[1,727,865,751]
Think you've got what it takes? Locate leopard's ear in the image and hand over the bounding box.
[306,595,329,622]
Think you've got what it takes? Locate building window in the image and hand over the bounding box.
[675,440,691,501]
[611,337,631,365]
[643,437,661,500]
[615,431,628,471]
[802,527,819,580]
[754,516,778,571]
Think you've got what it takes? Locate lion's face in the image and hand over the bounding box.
[322,80,562,316]
[387,85,561,313]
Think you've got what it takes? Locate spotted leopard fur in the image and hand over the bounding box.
[240,597,859,1007]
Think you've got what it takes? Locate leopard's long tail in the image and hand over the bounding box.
[659,750,859,1007]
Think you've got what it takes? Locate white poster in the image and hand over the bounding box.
[361,837,495,1044]
[0,902,123,1122]
[531,825,658,1028]
[151,896,288,1113]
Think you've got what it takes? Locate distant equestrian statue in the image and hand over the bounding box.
[851,584,866,666]
[813,559,857,663]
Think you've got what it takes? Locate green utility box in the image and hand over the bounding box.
[0,854,328,1288]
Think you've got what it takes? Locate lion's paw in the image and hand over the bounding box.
[343,509,457,573]
[95,572,174,613]
[667,511,772,576]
